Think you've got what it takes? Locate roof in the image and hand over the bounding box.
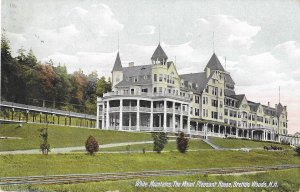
[115,65,152,87]
[180,72,211,93]
[112,52,123,72]
[151,44,168,62]
[205,53,225,72]
[225,73,235,85]
[276,103,284,116]
[224,89,236,96]
[231,94,245,108]
[248,101,260,112]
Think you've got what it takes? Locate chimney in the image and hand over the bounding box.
[275,104,278,108]
[206,67,211,78]
[268,102,270,107]
[129,62,134,67]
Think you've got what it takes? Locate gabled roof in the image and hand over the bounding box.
[231,94,245,108]
[115,65,152,87]
[205,53,225,72]
[248,101,260,112]
[112,52,123,72]
[180,72,211,93]
[151,44,168,62]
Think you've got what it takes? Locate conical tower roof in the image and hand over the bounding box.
[112,52,123,72]
[151,43,168,62]
[205,53,225,71]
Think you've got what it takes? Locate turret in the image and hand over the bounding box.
[111,52,123,88]
[151,43,168,65]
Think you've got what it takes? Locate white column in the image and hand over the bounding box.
[172,101,176,132]
[204,123,208,139]
[102,104,105,129]
[230,127,232,136]
[96,103,99,128]
[218,125,220,134]
[105,101,110,129]
[137,99,140,131]
[236,128,238,137]
[263,130,266,141]
[163,99,167,132]
[119,99,123,131]
[150,101,153,131]
[180,103,183,131]
[187,105,191,133]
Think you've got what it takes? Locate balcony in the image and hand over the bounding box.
[122,106,137,112]
[103,91,190,102]
[153,108,164,112]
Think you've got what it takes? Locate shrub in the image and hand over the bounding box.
[85,135,99,155]
[177,132,189,153]
[295,147,300,156]
[39,127,50,155]
[152,132,168,153]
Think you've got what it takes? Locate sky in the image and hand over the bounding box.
[1,0,300,134]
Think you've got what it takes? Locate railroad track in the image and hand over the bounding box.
[1,164,299,185]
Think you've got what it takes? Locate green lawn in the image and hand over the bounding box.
[209,137,292,149]
[0,123,152,151]
[2,168,299,192]
[1,150,299,177]
[100,139,212,152]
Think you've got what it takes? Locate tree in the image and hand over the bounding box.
[85,135,99,155]
[152,132,168,153]
[176,132,189,153]
[39,126,50,155]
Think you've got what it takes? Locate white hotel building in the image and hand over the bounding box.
[96,43,297,144]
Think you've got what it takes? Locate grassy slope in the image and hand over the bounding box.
[0,123,152,151]
[3,168,299,192]
[0,150,299,177]
[100,139,212,152]
[210,137,291,149]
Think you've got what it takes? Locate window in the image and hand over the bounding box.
[203,97,208,105]
[211,111,218,119]
[142,88,148,93]
[212,87,218,95]
[154,87,157,93]
[159,74,163,82]
[225,109,228,116]
[220,88,223,96]
[211,99,218,107]
[190,107,193,115]
[195,96,200,104]
[159,87,162,93]
[205,86,209,93]
[133,76,138,82]
[220,101,223,108]
[195,108,200,116]
[154,74,157,81]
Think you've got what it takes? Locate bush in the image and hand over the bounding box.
[295,147,300,156]
[85,135,99,155]
[177,132,189,153]
[152,132,168,153]
[39,127,50,155]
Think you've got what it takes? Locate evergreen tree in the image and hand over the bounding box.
[176,132,189,153]
[152,132,168,153]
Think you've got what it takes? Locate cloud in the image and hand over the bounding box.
[228,41,300,134]
[193,15,261,50]
[138,25,156,35]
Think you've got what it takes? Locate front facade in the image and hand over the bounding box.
[97,43,290,143]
